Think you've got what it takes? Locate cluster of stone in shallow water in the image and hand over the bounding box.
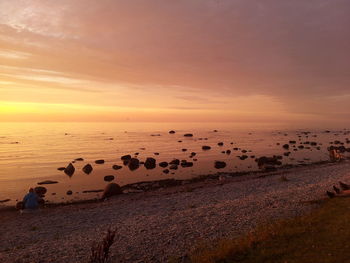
[3,129,350,205]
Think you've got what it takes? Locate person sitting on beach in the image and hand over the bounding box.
[22,188,39,210]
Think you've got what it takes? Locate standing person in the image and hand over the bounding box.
[22,188,39,210]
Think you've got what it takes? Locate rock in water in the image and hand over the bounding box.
[64,163,75,176]
[102,183,122,199]
[121,154,132,161]
[169,159,180,165]
[169,130,176,134]
[202,146,211,150]
[184,133,193,137]
[144,157,156,169]
[215,161,226,169]
[57,167,65,171]
[283,144,289,150]
[66,190,73,195]
[95,159,105,164]
[159,162,168,168]
[82,164,93,174]
[128,158,140,171]
[112,165,122,170]
[104,175,115,182]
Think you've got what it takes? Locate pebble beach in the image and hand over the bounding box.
[1,160,349,263]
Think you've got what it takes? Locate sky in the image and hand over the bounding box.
[0,0,349,126]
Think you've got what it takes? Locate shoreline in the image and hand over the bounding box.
[0,159,337,212]
[1,160,350,262]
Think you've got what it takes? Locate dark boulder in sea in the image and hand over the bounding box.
[282,144,289,150]
[64,163,75,176]
[121,154,132,161]
[57,167,65,171]
[184,133,193,137]
[74,158,84,161]
[82,164,93,174]
[181,161,193,168]
[190,152,197,157]
[104,175,115,182]
[144,157,156,169]
[154,152,160,155]
[202,146,211,150]
[283,152,291,157]
[102,183,123,199]
[66,190,73,195]
[239,155,248,160]
[95,159,105,164]
[163,169,170,174]
[213,130,218,132]
[34,186,47,197]
[169,159,180,165]
[37,180,58,185]
[169,130,176,134]
[214,161,226,169]
[112,164,122,170]
[169,164,178,170]
[128,158,140,171]
[289,141,296,144]
[218,142,224,146]
[226,150,231,155]
[0,199,10,203]
[159,162,168,168]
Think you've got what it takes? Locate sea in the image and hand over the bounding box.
[0,122,349,207]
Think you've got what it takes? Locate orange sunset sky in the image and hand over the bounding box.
[0,0,349,125]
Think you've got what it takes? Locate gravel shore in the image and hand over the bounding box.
[1,161,350,263]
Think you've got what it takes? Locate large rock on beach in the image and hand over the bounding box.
[34,186,47,197]
[64,163,75,176]
[256,156,282,169]
[102,183,123,199]
[144,157,156,169]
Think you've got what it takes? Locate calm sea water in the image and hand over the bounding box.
[0,122,349,206]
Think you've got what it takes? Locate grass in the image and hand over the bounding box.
[190,197,350,263]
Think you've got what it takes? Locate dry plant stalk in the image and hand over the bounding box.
[89,228,117,263]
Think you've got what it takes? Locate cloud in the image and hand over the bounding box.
[0,0,349,123]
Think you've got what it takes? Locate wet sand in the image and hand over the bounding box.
[1,160,350,263]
